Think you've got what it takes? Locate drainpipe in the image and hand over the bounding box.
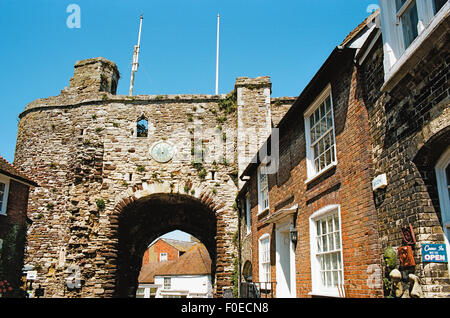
[237,198,242,298]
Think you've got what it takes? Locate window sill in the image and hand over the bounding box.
[308,290,342,298]
[0,213,7,217]
[305,162,337,185]
[382,3,449,92]
[257,208,270,216]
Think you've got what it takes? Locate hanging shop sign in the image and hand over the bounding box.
[421,244,448,263]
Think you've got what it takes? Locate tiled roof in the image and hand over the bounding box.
[160,238,197,252]
[340,9,380,47]
[138,261,168,284]
[0,155,39,187]
[155,243,212,277]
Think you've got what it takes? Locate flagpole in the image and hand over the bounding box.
[215,14,220,95]
[129,14,144,96]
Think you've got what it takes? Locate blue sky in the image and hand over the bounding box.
[0,0,377,241]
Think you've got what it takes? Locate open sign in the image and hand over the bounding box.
[422,244,448,263]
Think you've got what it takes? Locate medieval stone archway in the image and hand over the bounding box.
[114,191,218,297]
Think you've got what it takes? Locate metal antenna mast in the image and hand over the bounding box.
[129,14,144,96]
[215,14,220,95]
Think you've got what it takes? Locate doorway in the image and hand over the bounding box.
[275,220,296,298]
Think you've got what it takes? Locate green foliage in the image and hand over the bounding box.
[136,166,146,173]
[198,169,207,180]
[191,162,204,172]
[231,255,239,297]
[95,198,105,211]
[218,90,237,115]
[0,224,27,295]
[383,246,397,268]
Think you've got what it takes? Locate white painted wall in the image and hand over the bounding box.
[154,275,213,298]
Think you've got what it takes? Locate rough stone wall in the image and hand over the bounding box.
[362,31,450,297]
[236,77,272,189]
[14,57,294,298]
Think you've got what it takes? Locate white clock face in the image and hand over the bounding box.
[150,141,175,163]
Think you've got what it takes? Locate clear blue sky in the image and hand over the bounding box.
[0,0,378,242]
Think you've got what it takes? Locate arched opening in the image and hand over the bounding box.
[242,261,252,282]
[114,193,217,298]
[137,117,148,137]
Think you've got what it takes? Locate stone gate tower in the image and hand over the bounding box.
[14,57,294,297]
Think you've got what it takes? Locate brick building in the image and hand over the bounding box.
[141,238,197,266]
[137,243,212,298]
[237,2,450,298]
[366,0,450,297]
[0,156,38,296]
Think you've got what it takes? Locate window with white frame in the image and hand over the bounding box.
[379,0,450,79]
[258,234,271,288]
[304,85,337,181]
[160,253,168,262]
[257,165,269,213]
[309,205,344,297]
[245,194,251,235]
[0,176,9,215]
[163,277,171,290]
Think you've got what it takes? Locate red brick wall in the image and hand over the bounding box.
[0,178,31,292]
[0,179,30,238]
[247,60,382,298]
[142,239,181,266]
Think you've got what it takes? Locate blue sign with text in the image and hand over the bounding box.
[422,244,448,263]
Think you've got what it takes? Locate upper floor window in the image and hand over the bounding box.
[159,253,168,262]
[257,165,269,213]
[245,194,252,235]
[379,0,449,82]
[304,85,337,181]
[0,176,9,216]
[396,0,419,49]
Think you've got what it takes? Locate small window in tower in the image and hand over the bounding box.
[137,118,148,138]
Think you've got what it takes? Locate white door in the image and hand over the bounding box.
[275,221,296,298]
